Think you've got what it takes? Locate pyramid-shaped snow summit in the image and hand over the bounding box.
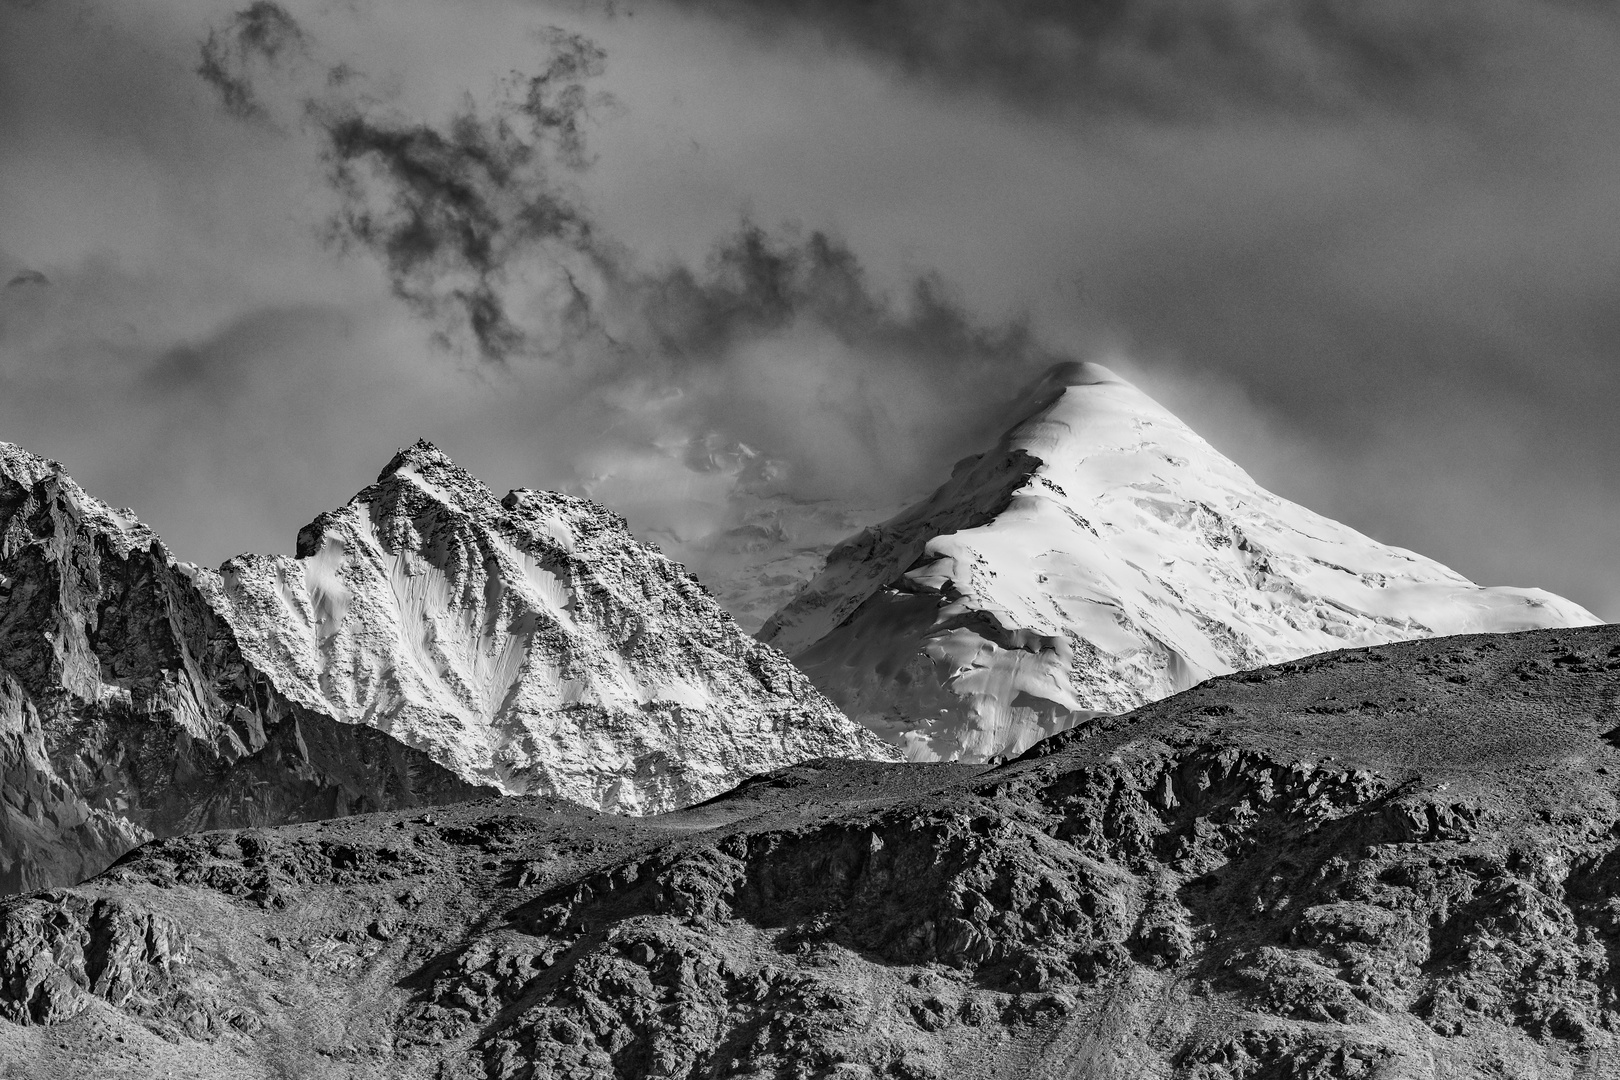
[761,363,1600,762]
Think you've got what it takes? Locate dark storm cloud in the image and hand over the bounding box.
[636,225,1054,373]
[655,0,1498,117]
[195,6,1067,490]
[613,223,1070,498]
[318,29,605,361]
[302,16,1059,410]
[197,1,309,121]
[320,104,1067,491]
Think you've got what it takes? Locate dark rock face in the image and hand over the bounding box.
[4,625,1620,1077]
[0,891,186,1027]
[0,444,492,894]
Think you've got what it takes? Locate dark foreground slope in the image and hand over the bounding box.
[3,626,1620,1078]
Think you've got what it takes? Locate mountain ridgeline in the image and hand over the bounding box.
[0,364,1614,1078]
[0,443,491,894]
[197,440,893,811]
[0,360,1601,893]
[0,440,889,893]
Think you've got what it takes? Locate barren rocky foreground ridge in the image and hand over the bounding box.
[3,624,1619,1078]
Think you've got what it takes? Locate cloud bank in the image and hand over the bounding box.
[1,0,1617,626]
[204,5,1070,523]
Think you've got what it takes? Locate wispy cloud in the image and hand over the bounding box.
[191,3,1068,507]
[197,1,309,121]
[659,0,1526,118]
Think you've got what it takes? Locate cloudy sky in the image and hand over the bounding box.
[2,0,1618,623]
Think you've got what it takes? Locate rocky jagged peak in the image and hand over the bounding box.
[291,440,500,561]
[377,437,485,490]
[0,440,489,893]
[379,436,453,478]
[205,444,895,813]
[0,441,61,490]
[375,438,499,512]
[0,442,161,563]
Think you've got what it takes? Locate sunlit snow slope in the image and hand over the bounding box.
[200,441,895,813]
[761,363,1601,763]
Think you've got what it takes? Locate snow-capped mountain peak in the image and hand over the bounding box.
[200,440,895,812]
[762,363,1600,763]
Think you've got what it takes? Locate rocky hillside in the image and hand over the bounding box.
[762,362,1599,763]
[0,442,491,895]
[5,623,1619,1078]
[197,440,895,813]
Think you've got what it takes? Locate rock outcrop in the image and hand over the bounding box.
[762,362,1600,762]
[198,440,896,813]
[0,442,493,893]
[5,624,1620,1078]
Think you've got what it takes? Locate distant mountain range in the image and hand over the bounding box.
[0,364,1613,1078]
[0,440,886,891]
[0,364,1598,893]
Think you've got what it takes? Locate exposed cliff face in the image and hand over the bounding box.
[197,440,896,814]
[762,362,1600,763]
[5,625,1620,1079]
[0,443,491,893]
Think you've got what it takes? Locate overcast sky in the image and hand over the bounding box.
[2,0,1617,621]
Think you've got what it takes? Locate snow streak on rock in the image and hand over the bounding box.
[762,363,1600,763]
[200,441,896,813]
